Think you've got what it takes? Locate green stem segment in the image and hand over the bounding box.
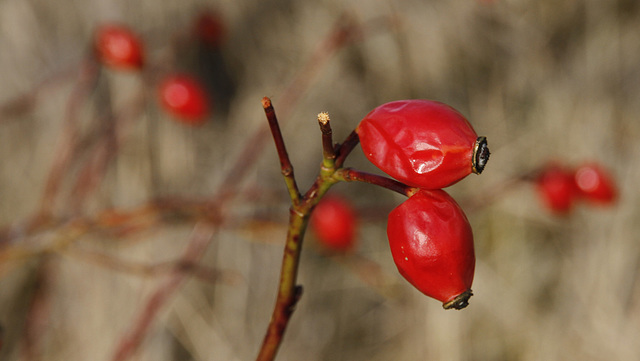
[256,207,308,361]
[256,98,339,361]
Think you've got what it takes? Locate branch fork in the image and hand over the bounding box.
[256,97,413,361]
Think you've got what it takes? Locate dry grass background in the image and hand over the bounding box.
[1,0,640,360]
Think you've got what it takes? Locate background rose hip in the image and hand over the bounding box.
[193,11,226,48]
[310,195,357,252]
[535,163,577,214]
[574,163,617,204]
[94,24,144,70]
[158,74,210,124]
[387,189,475,309]
[357,99,488,189]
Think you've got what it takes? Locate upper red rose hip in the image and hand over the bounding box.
[310,196,357,252]
[158,74,210,124]
[94,24,144,69]
[574,163,617,204]
[387,189,475,309]
[357,100,489,189]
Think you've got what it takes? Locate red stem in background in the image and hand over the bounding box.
[20,258,55,361]
[110,223,215,361]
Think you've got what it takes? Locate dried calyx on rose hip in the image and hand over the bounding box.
[357,100,489,189]
[158,74,210,124]
[94,24,144,70]
[310,196,358,253]
[387,189,475,309]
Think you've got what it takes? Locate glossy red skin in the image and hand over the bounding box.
[94,25,144,69]
[387,189,474,305]
[535,164,577,214]
[358,100,479,189]
[311,196,357,252]
[574,163,617,204]
[158,74,210,124]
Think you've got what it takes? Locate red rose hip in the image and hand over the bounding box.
[158,74,210,124]
[357,100,489,189]
[574,163,617,204]
[310,196,357,252]
[535,163,577,214]
[387,189,475,309]
[94,24,144,70]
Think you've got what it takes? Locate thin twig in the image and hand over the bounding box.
[0,63,81,123]
[110,222,215,361]
[317,112,336,171]
[333,168,417,197]
[61,246,240,285]
[262,97,301,205]
[69,89,146,212]
[334,130,360,168]
[20,257,55,361]
[39,58,100,217]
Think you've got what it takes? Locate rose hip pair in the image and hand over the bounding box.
[535,162,617,214]
[357,100,488,309]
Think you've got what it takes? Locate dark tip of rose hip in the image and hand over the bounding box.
[442,289,473,310]
[472,136,489,174]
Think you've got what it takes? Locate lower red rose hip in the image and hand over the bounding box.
[387,189,475,309]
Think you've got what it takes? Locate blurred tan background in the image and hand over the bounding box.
[1,0,640,360]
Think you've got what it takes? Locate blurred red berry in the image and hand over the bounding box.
[193,11,226,48]
[387,189,475,309]
[535,163,577,214]
[94,24,144,70]
[158,74,210,124]
[310,196,357,252]
[574,163,617,204]
[357,100,489,189]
